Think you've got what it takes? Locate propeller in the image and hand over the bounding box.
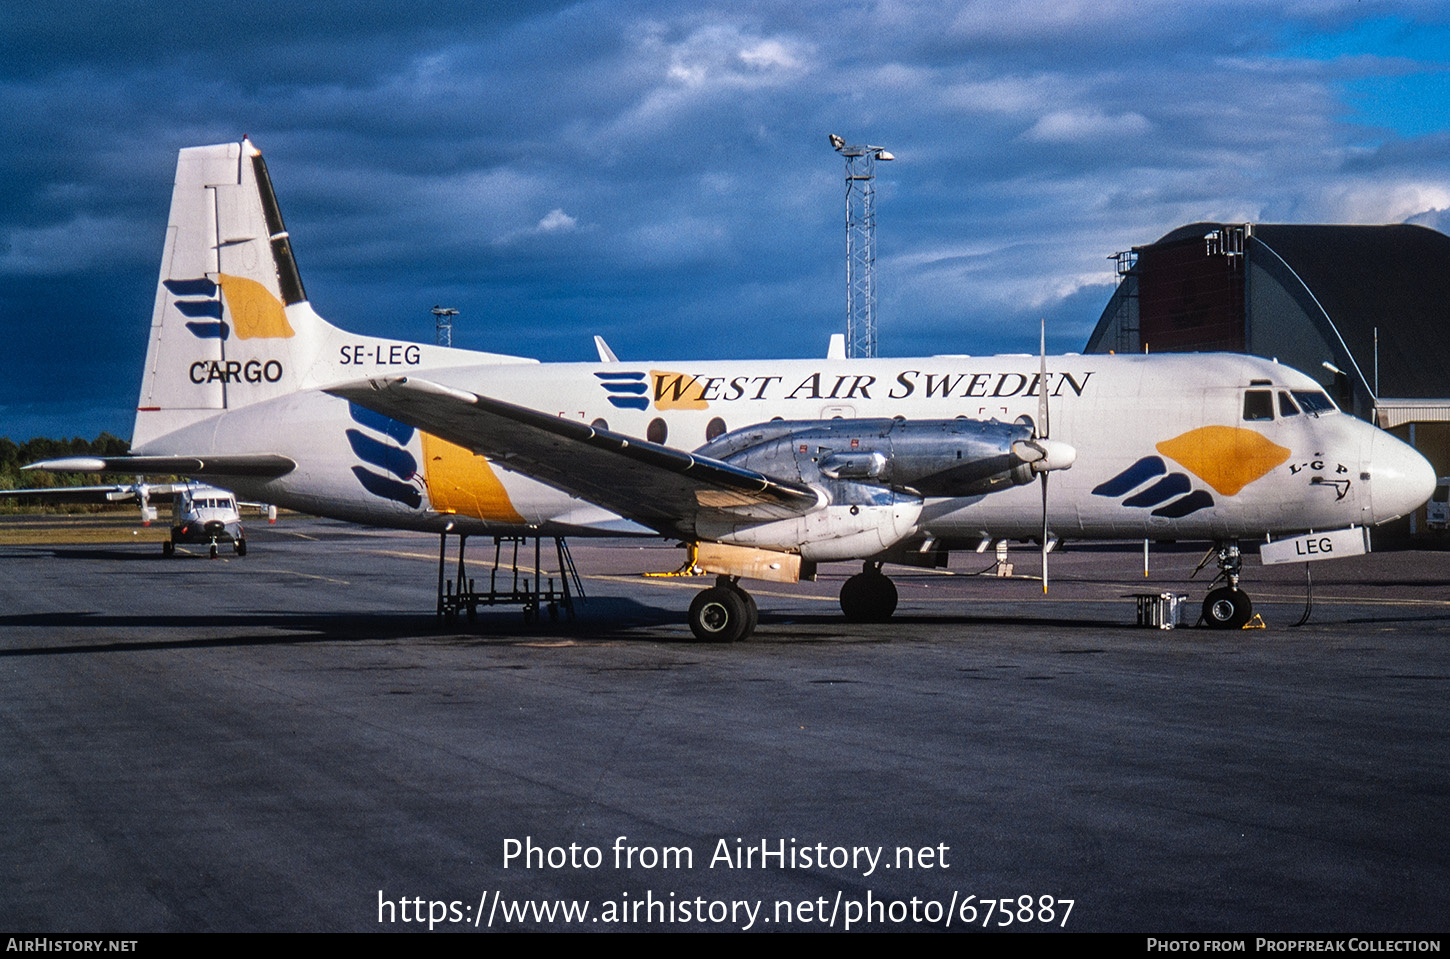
[136,477,157,526]
[1039,320,1050,594]
[1005,322,1078,592]
[1012,320,1076,592]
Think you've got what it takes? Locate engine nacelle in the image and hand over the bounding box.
[696,484,924,561]
[699,417,1063,497]
[689,416,1077,561]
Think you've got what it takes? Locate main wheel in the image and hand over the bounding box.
[840,571,898,622]
[721,583,759,636]
[209,543,218,560]
[738,588,759,636]
[688,586,753,642]
[1202,587,1253,629]
[235,539,247,557]
[162,540,174,557]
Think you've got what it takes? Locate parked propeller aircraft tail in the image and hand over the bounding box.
[30,138,1438,638]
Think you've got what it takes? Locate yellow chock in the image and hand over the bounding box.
[644,541,703,578]
[1242,614,1267,629]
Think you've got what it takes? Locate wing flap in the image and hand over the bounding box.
[326,376,820,537]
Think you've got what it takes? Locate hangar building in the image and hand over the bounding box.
[1084,222,1450,536]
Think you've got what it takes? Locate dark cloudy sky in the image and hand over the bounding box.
[3,1,1448,441]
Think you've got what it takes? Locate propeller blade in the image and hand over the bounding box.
[136,479,155,526]
[1038,318,1048,439]
[1039,318,1050,593]
[1041,472,1049,594]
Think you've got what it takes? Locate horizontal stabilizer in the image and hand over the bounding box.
[26,454,297,477]
[326,376,821,538]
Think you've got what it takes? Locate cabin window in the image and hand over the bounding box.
[1242,390,1274,422]
[591,417,608,431]
[1278,391,1301,417]
[647,418,668,444]
[706,417,727,441]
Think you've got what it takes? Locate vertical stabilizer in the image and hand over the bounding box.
[133,138,331,449]
[133,138,536,452]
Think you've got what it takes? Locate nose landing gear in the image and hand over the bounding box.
[1201,541,1254,629]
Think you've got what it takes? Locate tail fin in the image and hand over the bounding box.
[133,138,535,452]
[134,138,328,447]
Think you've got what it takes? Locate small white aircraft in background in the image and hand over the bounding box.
[160,484,249,558]
[29,139,1437,638]
[2,480,254,558]
[1,479,267,558]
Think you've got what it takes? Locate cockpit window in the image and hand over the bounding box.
[1242,390,1274,422]
[1291,390,1336,416]
[1278,391,1300,417]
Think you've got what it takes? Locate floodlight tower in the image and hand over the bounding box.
[431,305,458,347]
[829,134,894,359]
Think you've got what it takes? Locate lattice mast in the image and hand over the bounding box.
[830,134,894,358]
[431,305,458,348]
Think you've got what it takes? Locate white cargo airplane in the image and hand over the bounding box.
[31,138,1436,639]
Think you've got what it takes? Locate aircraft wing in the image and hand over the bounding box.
[0,485,149,504]
[327,376,821,537]
[24,454,296,477]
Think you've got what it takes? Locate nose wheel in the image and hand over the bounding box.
[1200,541,1254,629]
[1202,586,1253,629]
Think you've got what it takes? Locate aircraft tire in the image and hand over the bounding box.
[236,539,247,557]
[727,584,759,636]
[840,571,898,623]
[1202,587,1252,629]
[209,543,218,560]
[689,586,753,642]
[162,540,174,557]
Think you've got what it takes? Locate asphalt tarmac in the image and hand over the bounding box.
[1,517,1447,933]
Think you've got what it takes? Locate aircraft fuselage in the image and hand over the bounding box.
[140,350,1423,545]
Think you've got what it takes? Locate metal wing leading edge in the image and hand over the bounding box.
[326,376,821,538]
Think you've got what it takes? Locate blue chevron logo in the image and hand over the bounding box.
[1092,456,1215,518]
[595,370,650,410]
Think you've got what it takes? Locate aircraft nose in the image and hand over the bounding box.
[1368,429,1436,524]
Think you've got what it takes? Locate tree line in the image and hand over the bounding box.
[0,433,132,511]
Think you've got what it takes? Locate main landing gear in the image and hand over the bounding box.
[686,562,903,641]
[685,561,903,642]
[687,576,758,642]
[161,536,246,558]
[840,562,898,623]
[1201,541,1254,629]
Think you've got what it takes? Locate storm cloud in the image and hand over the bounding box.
[2,0,1448,439]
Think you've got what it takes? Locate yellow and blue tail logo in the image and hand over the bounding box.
[168,274,296,340]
